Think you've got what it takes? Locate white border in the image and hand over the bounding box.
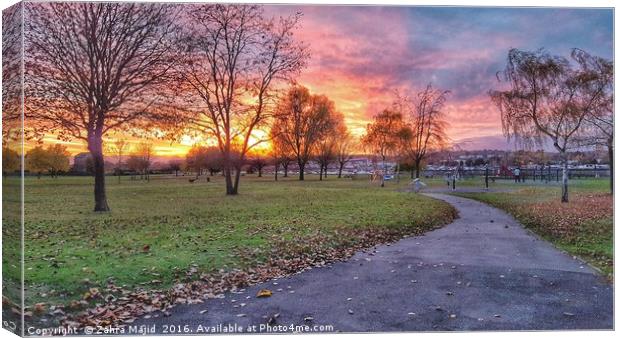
[0,1,616,338]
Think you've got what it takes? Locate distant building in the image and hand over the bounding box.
[71,153,114,174]
[72,152,92,174]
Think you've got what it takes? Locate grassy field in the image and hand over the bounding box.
[4,173,456,317]
[448,178,613,278]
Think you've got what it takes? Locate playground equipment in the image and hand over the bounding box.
[410,178,427,193]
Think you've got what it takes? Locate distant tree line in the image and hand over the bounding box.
[3,144,73,178]
[7,1,612,211]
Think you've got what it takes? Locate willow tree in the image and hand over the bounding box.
[571,49,613,194]
[398,84,449,178]
[490,48,610,202]
[25,2,180,211]
[179,4,308,194]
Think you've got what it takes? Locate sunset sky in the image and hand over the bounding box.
[38,5,613,158]
[279,5,613,148]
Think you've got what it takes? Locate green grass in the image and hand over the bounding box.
[3,173,455,311]
[450,178,613,277]
[2,175,22,308]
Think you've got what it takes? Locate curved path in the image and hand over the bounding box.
[135,194,612,332]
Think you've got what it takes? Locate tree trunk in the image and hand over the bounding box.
[232,166,241,194]
[258,167,262,177]
[274,163,279,181]
[561,155,569,203]
[415,158,421,178]
[608,140,613,195]
[338,162,344,178]
[224,166,235,195]
[319,165,323,181]
[88,137,110,212]
[298,161,305,181]
[283,163,289,177]
[380,156,385,188]
[396,162,400,183]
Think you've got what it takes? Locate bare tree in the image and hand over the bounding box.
[335,129,354,178]
[107,139,130,183]
[315,138,336,181]
[2,147,20,176]
[25,2,180,211]
[168,160,182,177]
[203,146,225,176]
[46,144,71,178]
[362,109,410,187]
[270,148,281,181]
[179,4,308,194]
[132,141,154,181]
[25,146,48,179]
[249,154,268,177]
[490,48,610,202]
[314,112,345,180]
[270,125,294,179]
[272,86,337,180]
[185,145,210,177]
[398,84,449,178]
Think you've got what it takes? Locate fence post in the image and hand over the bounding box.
[485,166,489,190]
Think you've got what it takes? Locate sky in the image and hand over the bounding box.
[267,5,613,150]
[35,5,613,157]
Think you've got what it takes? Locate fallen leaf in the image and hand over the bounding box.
[256,289,272,298]
[34,303,46,314]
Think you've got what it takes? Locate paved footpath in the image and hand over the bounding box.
[135,194,613,333]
